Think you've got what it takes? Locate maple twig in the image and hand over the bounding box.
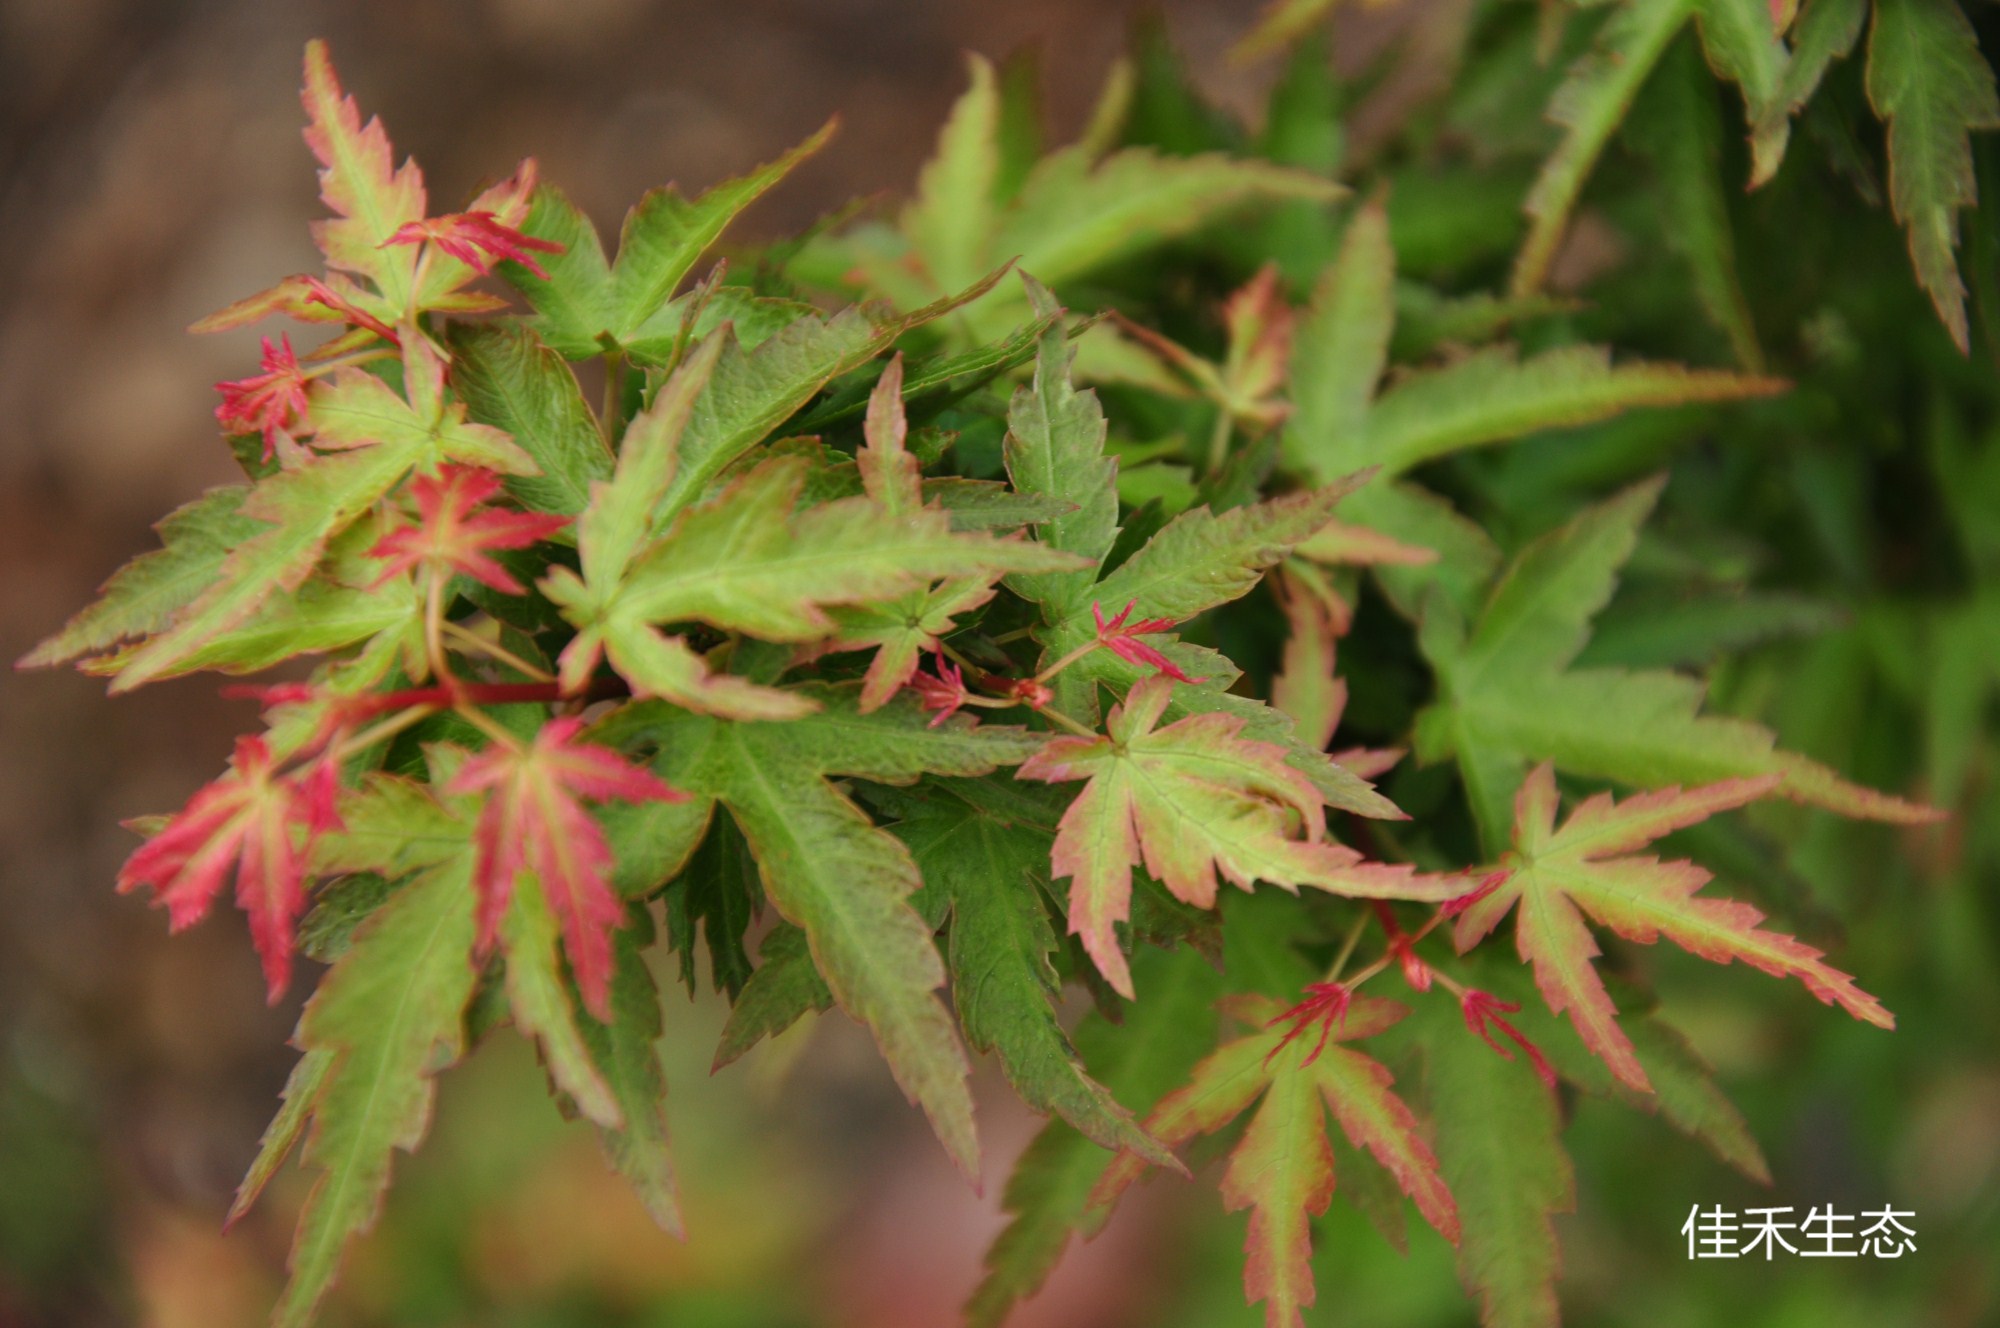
[600,350,625,449]
[1033,703,1098,739]
[1034,640,1101,684]
[423,567,452,683]
[442,620,554,682]
[453,700,526,751]
[1325,910,1370,983]
[1206,404,1233,474]
[330,702,438,761]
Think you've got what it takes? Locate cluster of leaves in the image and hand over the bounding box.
[27,0,1994,1322]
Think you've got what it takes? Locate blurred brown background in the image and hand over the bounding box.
[0,2,1291,1325]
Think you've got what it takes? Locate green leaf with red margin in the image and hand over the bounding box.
[1866,0,2000,352]
[1414,991,1573,1328]
[19,487,258,669]
[1088,994,1456,1328]
[106,441,420,692]
[504,123,833,356]
[1018,675,1454,998]
[498,864,623,1128]
[1415,479,1941,845]
[604,690,1047,1181]
[966,945,1223,1328]
[299,39,426,305]
[268,854,482,1328]
[1453,762,1894,1092]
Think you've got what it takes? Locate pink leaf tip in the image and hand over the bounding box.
[1092,599,1204,683]
[368,464,571,594]
[384,211,565,279]
[1265,981,1351,1068]
[214,335,314,461]
[1460,989,1557,1090]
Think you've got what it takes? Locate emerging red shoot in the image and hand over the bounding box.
[117,737,343,1003]
[911,655,971,727]
[1265,981,1352,1068]
[368,465,571,594]
[1372,901,1433,992]
[1091,599,1203,683]
[383,211,565,278]
[1460,989,1558,1090]
[215,335,314,460]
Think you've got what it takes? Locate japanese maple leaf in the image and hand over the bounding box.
[194,43,540,338]
[1016,675,1455,997]
[826,356,1003,709]
[117,737,341,1002]
[447,718,685,1019]
[1452,763,1895,1092]
[214,334,314,460]
[1107,263,1295,435]
[367,464,570,594]
[383,210,563,279]
[1090,993,1457,1328]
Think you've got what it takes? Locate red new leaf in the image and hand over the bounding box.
[117,737,341,1002]
[910,654,974,728]
[214,335,314,460]
[1091,599,1202,683]
[382,210,564,279]
[368,465,571,594]
[447,718,685,1018]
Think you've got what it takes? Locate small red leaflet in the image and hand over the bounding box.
[368,465,571,594]
[446,718,686,1019]
[1092,598,1203,683]
[118,737,342,1003]
[214,334,314,460]
[910,655,971,727]
[383,211,565,278]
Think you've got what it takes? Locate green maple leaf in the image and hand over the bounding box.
[1413,478,1940,843]
[1412,993,1574,1328]
[20,486,259,669]
[602,689,1050,1179]
[504,122,833,358]
[1513,0,1699,297]
[888,782,1177,1166]
[1088,993,1457,1328]
[1452,762,1894,1092]
[1019,675,1458,997]
[1866,0,2000,352]
[576,904,684,1233]
[967,945,1223,1327]
[261,854,482,1328]
[1284,196,1783,620]
[832,58,1339,341]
